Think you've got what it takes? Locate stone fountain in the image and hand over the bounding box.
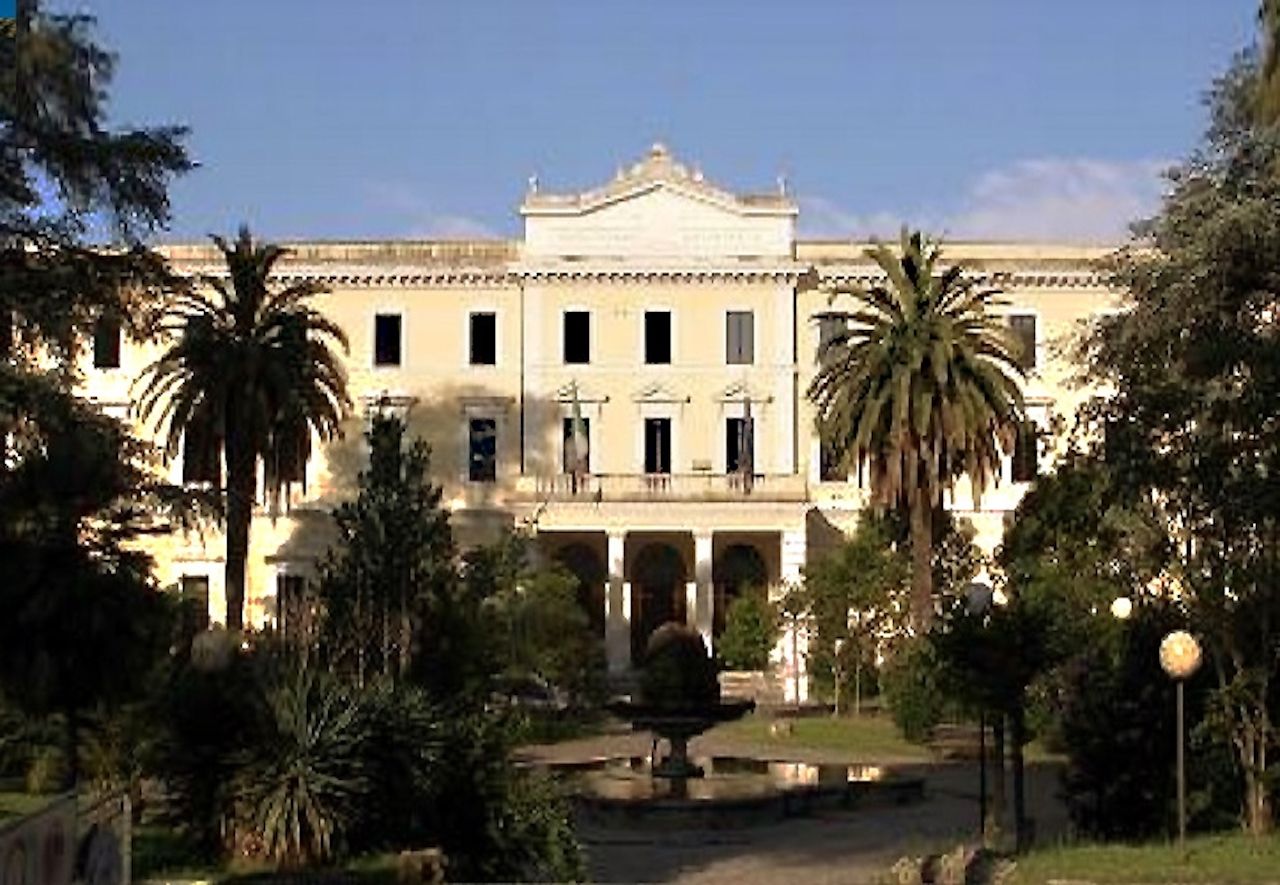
[606,622,754,779]
[552,621,924,828]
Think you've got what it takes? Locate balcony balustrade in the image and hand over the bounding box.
[513,472,808,503]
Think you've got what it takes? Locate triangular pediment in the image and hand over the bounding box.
[716,380,773,404]
[522,144,796,259]
[632,382,689,404]
[553,381,609,404]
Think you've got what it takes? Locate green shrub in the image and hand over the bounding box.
[716,587,779,671]
[149,649,582,879]
[1057,605,1237,839]
[639,622,719,711]
[425,712,583,882]
[148,651,261,856]
[231,667,370,867]
[346,681,443,852]
[880,640,947,743]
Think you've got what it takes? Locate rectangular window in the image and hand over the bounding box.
[92,316,121,369]
[643,418,671,474]
[1012,421,1039,483]
[644,311,671,365]
[563,311,590,364]
[180,575,210,633]
[469,312,496,365]
[562,416,591,473]
[273,435,308,484]
[1008,314,1037,370]
[726,417,755,473]
[725,310,754,365]
[819,439,842,482]
[468,418,497,482]
[182,427,220,485]
[374,313,402,367]
[818,315,845,359]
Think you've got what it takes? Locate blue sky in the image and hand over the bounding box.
[82,1,1258,243]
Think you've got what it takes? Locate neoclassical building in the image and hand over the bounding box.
[80,145,1119,696]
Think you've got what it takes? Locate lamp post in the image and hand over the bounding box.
[965,580,995,845]
[1159,630,1202,855]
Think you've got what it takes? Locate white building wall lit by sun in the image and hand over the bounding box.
[79,145,1122,698]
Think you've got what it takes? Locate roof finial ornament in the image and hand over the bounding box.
[650,141,669,160]
[777,173,788,196]
[527,174,539,194]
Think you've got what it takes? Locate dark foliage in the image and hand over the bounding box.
[0,2,195,787]
[880,638,951,743]
[639,622,720,711]
[1058,604,1239,839]
[317,415,454,687]
[716,587,779,672]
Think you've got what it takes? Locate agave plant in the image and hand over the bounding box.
[232,666,369,866]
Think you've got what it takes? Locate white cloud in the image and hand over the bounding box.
[363,182,497,239]
[796,196,904,240]
[946,157,1170,242]
[798,157,1171,244]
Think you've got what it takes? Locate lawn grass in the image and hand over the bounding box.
[709,712,1063,764]
[710,711,934,761]
[1009,832,1280,883]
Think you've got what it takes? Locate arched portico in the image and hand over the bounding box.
[534,525,805,682]
[712,541,769,637]
[627,538,690,662]
[552,541,607,636]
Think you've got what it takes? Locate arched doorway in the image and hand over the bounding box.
[713,543,768,637]
[553,543,606,636]
[631,543,687,661]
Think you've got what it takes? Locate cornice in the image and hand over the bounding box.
[811,267,1110,290]
[172,264,514,287]
[166,261,1108,290]
[511,261,807,283]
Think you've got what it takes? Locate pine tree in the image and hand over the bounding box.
[318,414,455,686]
[0,3,192,785]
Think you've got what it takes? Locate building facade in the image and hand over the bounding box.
[80,145,1120,696]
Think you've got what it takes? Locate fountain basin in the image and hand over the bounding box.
[605,698,756,778]
[552,755,926,829]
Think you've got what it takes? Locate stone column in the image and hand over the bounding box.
[780,528,806,584]
[780,528,808,703]
[694,531,714,654]
[605,531,630,675]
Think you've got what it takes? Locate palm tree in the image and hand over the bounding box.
[136,226,351,632]
[807,229,1025,630]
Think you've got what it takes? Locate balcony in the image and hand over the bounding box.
[513,472,808,503]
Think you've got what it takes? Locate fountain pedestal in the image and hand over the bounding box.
[606,701,756,780]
